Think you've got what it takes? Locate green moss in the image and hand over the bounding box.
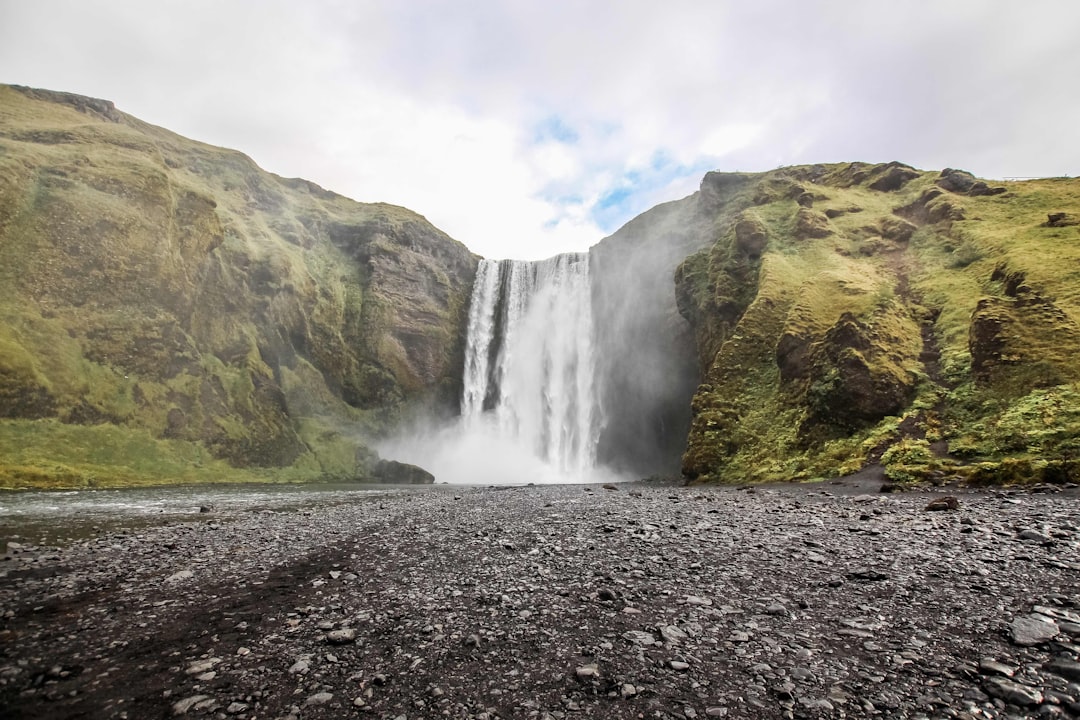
[0,84,478,488]
[680,163,1080,486]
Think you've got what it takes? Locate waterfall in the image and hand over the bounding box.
[460,253,601,476]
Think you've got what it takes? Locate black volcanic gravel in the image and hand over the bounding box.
[2,481,1079,719]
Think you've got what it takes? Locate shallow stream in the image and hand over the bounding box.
[0,482,428,548]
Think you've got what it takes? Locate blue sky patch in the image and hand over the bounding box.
[532,115,579,145]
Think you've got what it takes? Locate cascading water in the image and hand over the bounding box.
[460,254,601,476]
[380,252,612,484]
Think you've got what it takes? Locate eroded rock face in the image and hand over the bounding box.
[0,84,477,483]
[675,161,1080,484]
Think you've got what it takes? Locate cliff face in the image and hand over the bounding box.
[673,163,1080,485]
[0,85,477,488]
[589,175,757,477]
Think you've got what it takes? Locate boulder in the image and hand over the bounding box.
[937,168,977,193]
[371,459,435,485]
[795,208,832,239]
[734,216,769,257]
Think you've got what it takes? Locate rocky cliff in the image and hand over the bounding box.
[0,85,478,488]
[669,163,1080,485]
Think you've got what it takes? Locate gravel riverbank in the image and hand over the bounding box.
[2,480,1079,720]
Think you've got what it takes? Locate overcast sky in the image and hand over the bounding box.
[3,1,1078,260]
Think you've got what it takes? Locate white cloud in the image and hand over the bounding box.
[2,0,1079,258]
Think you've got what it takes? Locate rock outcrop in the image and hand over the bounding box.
[667,162,1080,484]
[0,85,476,487]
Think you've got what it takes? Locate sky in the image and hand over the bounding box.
[2,1,1079,260]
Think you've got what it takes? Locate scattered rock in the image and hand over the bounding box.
[1018,528,1054,544]
[575,663,599,679]
[172,695,210,715]
[983,677,1044,707]
[303,691,333,706]
[1044,658,1080,682]
[924,496,959,511]
[325,628,357,644]
[1009,614,1060,646]
[978,658,1017,677]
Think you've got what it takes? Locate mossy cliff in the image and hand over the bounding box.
[0,85,477,488]
[672,162,1080,485]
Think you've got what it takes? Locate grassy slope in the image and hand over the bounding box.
[678,163,1080,485]
[0,86,476,489]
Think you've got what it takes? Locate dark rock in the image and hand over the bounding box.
[847,568,889,581]
[796,192,815,208]
[325,628,357,645]
[937,168,978,193]
[880,216,917,244]
[924,496,959,511]
[1010,614,1059,646]
[734,215,769,257]
[371,459,435,484]
[968,181,1007,196]
[868,163,921,192]
[1046,212,1079,227]
[824,206,862,219]
[1044,659,1080,682]
[795,208,832,239]
[983,677,1044,707]
[1018,529,1054,544]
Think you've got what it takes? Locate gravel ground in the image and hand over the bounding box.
[1,479,1079,720]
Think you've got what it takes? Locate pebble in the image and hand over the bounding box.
[983,677,1044,706]
[3,482,1079,720]
[1010,614,1060,646]
[325,628,357,644]
[303,691,333,706]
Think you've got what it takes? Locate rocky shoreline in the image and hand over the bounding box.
[1,480,1079,719]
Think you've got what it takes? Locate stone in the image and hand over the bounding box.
[1010,614,1060,646]
[371,459,435,485]
[661,625,688,643]
[226,702,248,714]
[184,658,221,675]
[978,658,1016,677]
[924,496,959,511]
[173,695,210,715]
[1018,529,1054,544]
[623,630,656,645]
[983,677,1044,707]
[575,663,598,679]
[288,658,310,674]
[325,628,357,645]
[669,660,690,671]
[1044,659,1080,682]
[304,692,333,706]
[847,568,889,581]
[166,569,195,583]
[937,168,977,193]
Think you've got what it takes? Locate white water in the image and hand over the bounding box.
[382,253,615,484]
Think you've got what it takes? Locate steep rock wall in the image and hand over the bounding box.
[674,163,1080,485]
[0,85,477,487]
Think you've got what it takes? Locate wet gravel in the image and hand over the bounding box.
[1,480,1079,720]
